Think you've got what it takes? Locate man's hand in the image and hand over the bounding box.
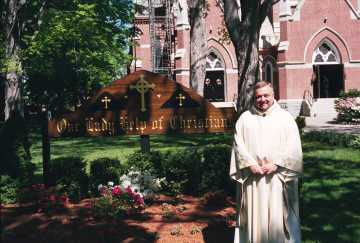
[249,164,264,175]
[261,163,278,175]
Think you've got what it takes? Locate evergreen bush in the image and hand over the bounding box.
[49,156,88,198]
[0,175,22,204]
[303,131,359,148]
[295,116,306,134]
[89,157,125,194]
[0,111,32,177]
[125,151,162,174]
[159,148,202,195]
[199,144,234,195]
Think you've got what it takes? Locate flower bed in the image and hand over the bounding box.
[93,182,145,220]
[335,89,360,124]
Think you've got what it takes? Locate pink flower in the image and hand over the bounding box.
[133,193,144,206]
[84,202,92,209]
[49,194,57,202]
[112,186,122,196]
[32,183,45,190]
[126,186,134,196]
[59,195,69,205]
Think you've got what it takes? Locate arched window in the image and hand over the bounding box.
[261,55,279,99]
[312,40,344,98]
[312,41,340,64]
[204,51,225,102]
[264,62,274,85]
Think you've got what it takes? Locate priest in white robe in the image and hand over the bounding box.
[230,81,303,243]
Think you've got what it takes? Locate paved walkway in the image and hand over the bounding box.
[304,117,360,136]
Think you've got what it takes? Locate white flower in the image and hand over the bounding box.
[120,179,132,189]
[108,181,114,187]
[355,97,360,105]
[131,184,141,193]
[98,184,104,191]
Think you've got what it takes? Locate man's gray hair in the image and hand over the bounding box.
[255,81,273,90]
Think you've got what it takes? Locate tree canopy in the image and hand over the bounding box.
[21,0,134,115]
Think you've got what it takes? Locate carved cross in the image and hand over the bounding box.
[101,96,111,109]
[130,75,156,112]
[176,93,186,107]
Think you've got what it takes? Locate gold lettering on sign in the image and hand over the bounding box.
[130,75,155,112]
[197,119,204,129]
[101,96,111,109]
[221,118,227,128]
[152,120,158,130]
[186,120,191,129]
[193,119,197,128]
[158,116,164,129]
[170,116,177,129]
[205,118,209,128]
[57,118,68,134]
[181,116,186,129]
[213,118,220,128]
[101,118,115,135]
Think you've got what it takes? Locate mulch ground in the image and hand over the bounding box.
[1,195,237,243]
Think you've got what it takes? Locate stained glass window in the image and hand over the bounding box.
[313,42,339,63]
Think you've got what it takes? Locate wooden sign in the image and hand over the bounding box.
[48,70,236,137]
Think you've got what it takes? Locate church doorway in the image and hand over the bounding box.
[204,51,225,102]
[313,64,344,98]
[312,41,344,98]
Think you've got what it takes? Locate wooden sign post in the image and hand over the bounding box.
[42,108,51,186]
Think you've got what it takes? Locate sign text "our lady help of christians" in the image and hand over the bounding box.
[48,70,236,137]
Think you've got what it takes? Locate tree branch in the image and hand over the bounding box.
[259,0,279,25]
[223,0,242,46]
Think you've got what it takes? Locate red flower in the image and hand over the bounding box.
[59,195,69,205]
[126,186,134,196]
[84,202,92,209]
[112,186,122,196]
[133,194,144,206]
[49,194,57,202]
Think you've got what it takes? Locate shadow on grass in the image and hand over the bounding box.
[300,156,360,243]
[30,133,233,165]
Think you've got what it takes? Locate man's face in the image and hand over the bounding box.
[255,85,274,112]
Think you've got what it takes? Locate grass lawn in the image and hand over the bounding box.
[301,141,360,243]
[29,132,233,171]
[28,132,360,243]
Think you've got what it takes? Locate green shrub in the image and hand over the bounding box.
[89,157,125,194]
[303,131,359,148]
[125,151,162,174]
[122,146,235,196]
[295,116,306,134]
[199,144,234,195]
[349,136,360,149]
[159,148,202,195]
[0,175,22,204]
[49,157,88,199]
[0,111,32,177]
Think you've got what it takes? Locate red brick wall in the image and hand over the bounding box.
[279,0,360,99]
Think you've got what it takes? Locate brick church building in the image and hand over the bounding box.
[132,0,360,116]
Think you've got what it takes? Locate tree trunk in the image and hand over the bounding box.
[3,0,23,120]
[4,71,22,120]
[236,28,260,113]
[223,0,275,114]
[190,0,207,96]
